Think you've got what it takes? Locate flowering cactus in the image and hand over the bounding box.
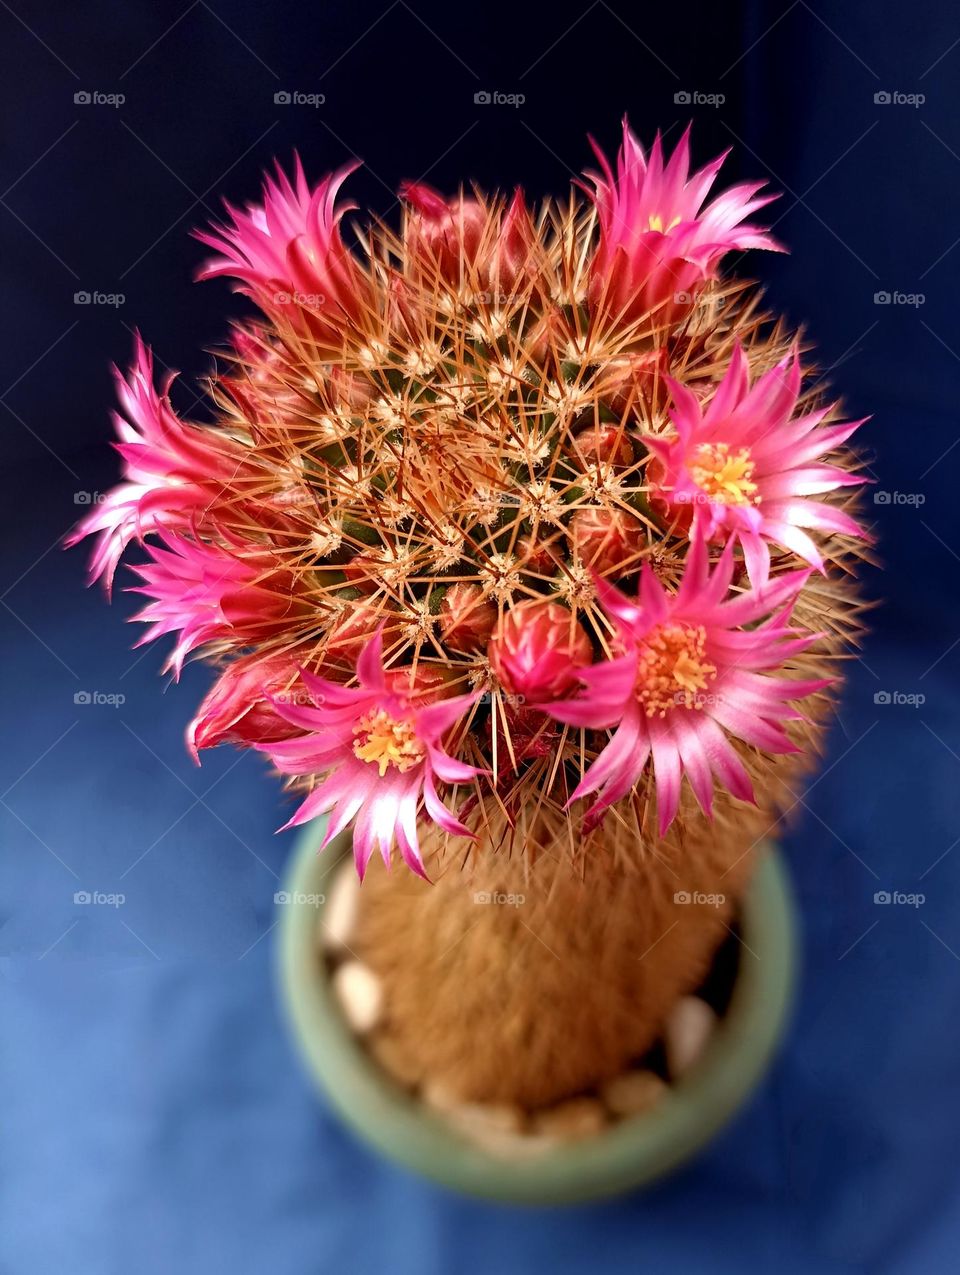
[69,121,868,879]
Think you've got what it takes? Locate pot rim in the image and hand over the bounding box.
[276,824,797,1205]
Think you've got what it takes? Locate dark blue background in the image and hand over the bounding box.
[2,1,959,1270]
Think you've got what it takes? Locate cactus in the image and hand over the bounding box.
[70,123,869,1103]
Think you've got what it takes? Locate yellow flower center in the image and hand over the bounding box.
[688,442,759,506]
[647,213,681,233]
[351,708,425,776]
[636,623,717,717]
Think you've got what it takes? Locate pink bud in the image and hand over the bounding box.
[187,650,309,759]
[484,702,559,770]
[439,583,497,653]
[517,535,557,578]
[399,183,535,294]
[324,601,385,665]
[488,601,592,703]
[572,423,636,467]
[599,348,668,417]
[400,183,486,282]
[569,506,645,576]
[385,663,452,702]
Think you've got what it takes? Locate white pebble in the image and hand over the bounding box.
[531,1097,607,1141]
[331,960,383,1034]
[664,996,717,1078]
[601,1069,669,1118]
[445,1101,525,1140]
[421,1078,461,1112]
[460,1129,559,1161]
[319,862,360,954]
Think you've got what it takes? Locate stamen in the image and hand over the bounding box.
[688,442,759,506]
[352,708,425,776]
[635,623,717,716]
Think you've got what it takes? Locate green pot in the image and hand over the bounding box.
[276,822,797,1205]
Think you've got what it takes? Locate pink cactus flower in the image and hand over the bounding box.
[646,345,868,582]
[583,120,781,328]
[258,627,481,878]
[187,649,310,761]
[543,535,828,835]
[488,601,593,704]
[129,532,305,678]
[195,156,369,349]
[400,182,535,293]
[65,337,248,592]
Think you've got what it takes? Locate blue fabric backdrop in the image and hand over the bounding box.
[2,1,959,1270]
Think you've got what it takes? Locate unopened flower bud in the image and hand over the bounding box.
[517,535,557,578]
[573,423,636,467]
[439,583,497,653]
[488,601,592,703]
[385,663,451,702]
[324,601,384,663]
[569,506,645,576]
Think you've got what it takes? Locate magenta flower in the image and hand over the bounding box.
[583,120,781,326]
[646,345,868,582]
[65,337,248,593]
[544,536,827,836]
[258,628,482,878]
[129,532,305,678]
[195,156,369,348]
